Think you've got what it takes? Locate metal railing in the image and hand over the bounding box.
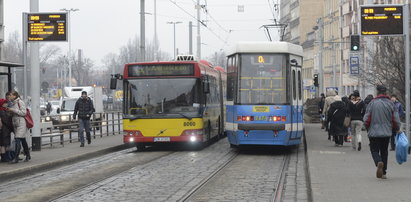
[40,111,123,147]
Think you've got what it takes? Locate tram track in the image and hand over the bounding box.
[180,148,292,202]
[0,148,176,202]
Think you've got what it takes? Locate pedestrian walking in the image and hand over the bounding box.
[342,95,351,143]
[364,85,401,179]
[323,89,339,140]
[349,90,365,151]
[318,93,326,129]
[327,95,347,146]
[389,94,405,150]
[0,97,13,162]
[46,101,52,115]
[6,91,31,163]
[73,91,95,147]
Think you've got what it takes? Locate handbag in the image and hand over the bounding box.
[343,116,351,128]
[17,101,33,129]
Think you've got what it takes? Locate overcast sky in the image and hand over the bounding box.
[4,0,279,66]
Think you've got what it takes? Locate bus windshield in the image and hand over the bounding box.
[124,78,202,118]
[239,54,287,104]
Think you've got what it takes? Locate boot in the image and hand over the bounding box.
[86,132,91,144]
[11,143,21,164]
[1,154,8,162]
[24,150,31,162]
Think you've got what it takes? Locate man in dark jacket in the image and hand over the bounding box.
[73,91,95,147]
[349,90,366,151]
[363,85,401,179]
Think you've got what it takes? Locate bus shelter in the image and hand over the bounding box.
[0,61,24,95]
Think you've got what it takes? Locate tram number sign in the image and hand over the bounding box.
[27,13,67,41]
[360,5,403,36]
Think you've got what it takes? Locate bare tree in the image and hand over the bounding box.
[361,36,405,102]
[206,51,226,68]
[3,31,23,63]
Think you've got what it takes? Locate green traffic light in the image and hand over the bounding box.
[353,46,358,51]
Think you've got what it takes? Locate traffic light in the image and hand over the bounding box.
[350,35,360,51]
[313,74,319,87]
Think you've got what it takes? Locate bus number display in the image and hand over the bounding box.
[183,122,196,127]
[128,64,194,77]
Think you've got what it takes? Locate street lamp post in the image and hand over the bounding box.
[60,8,79,87]
[167,21,182,60]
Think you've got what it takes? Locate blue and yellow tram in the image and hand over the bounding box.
[225,41,304,147]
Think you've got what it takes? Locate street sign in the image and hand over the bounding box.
[27,13,67,41]
[360,5,403,36]
[350,56,360,75]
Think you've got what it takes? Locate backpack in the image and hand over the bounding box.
[17,101,34,129]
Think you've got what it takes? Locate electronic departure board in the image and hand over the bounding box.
[27,13,67,41]
[128,64,195,77]
[361,5,403,35]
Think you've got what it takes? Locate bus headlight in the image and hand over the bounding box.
[61,115,69,121]
[190,136,197,142]
[129,137,135,142]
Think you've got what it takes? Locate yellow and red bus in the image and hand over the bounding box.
[112,58,226,150]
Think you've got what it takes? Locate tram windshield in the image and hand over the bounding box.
[124,78,202,119]
[239,54,287,104]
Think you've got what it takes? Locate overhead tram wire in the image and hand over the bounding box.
[168,0,229,44]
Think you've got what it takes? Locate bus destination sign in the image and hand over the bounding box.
[361,5,403,35]
[128,64,195,77]
[27,13,67,41]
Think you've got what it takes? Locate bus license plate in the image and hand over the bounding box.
[154,137,170,142]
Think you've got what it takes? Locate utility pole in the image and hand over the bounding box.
[30,0,41,151]
[332,43,336,88]
[154,0,158,61]
[60,8,79,87]
[196,0,201,59]
[189,21,193,55]
[318,18,324,95]
[140,0,145,61]
[167,21,182,60]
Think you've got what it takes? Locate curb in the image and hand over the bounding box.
[303,129,314,202]
[0,144,133,181]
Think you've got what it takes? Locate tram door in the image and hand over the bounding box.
[290,65,298,139]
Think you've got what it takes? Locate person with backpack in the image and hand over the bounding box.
[73,91,95,147]
[6,91,31,163]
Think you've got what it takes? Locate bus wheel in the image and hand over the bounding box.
[136,144,145,151]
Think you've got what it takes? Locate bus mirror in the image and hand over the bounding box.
[110,78,117,89]
[57,108,60,114]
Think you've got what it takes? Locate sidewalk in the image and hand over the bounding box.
[306,123,411,202]
[0,134,129,181]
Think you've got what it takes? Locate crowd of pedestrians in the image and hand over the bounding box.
[319,85,404,179]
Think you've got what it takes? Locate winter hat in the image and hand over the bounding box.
[376,85,387,94]
[353,90,360,97]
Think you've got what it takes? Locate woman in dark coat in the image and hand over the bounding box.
[327,98,348,146]
[0,98,13,162]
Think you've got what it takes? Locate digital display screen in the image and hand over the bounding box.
[361,5,403,35]
[27,13,67,41]
[128,64,195,77]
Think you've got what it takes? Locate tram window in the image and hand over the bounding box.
[298,70,302,100]
[292,70,296,100]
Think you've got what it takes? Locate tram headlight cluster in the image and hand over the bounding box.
[237,116,286,122]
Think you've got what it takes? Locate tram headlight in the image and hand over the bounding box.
[129,137,135,142]
[190,136,197,142]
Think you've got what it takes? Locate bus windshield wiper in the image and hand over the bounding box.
[177,112,192,120]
